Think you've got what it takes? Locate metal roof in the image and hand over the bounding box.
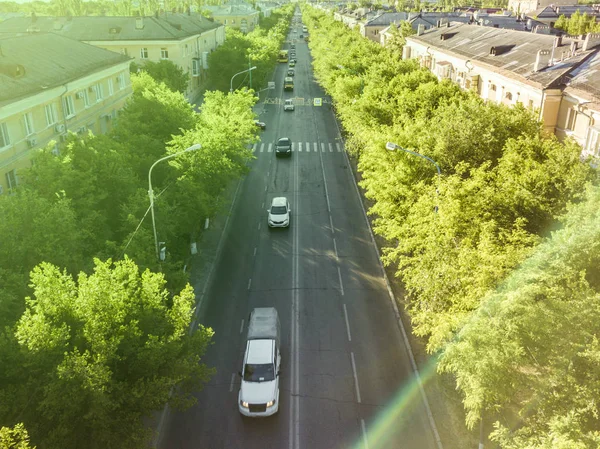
[0,13,221,41]
[408,23,597,88]
[0,32,131,105]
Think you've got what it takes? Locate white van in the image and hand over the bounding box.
[238,308,281,417]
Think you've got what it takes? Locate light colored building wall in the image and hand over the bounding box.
[212,12,259,32]
[0,62,132,194]
[91,26,224,102]
[405,37,600,155]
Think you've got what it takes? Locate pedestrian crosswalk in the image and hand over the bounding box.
[252,141,344,153]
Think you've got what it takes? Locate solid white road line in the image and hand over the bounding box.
[343,304,351,342]
[351,352,361,403]
[229,373,236,393]
[247,278,252,290]
[333,107,444,449]
[239,319,244,334]
[361,419,370,449]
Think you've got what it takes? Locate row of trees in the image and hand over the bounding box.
[303,5,600,448]
[0,0,264,18]
[0,7,294,448]
[0,63,271,449]
[554,11,600,35]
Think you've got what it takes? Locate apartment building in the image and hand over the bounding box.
[0,33,132,194]
[202,3,260,33]
[403,24,600,158]
[0,13,225,102]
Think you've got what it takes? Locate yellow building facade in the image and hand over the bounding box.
[0,33,132,194]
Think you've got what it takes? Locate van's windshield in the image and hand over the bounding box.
[244,363,275,382]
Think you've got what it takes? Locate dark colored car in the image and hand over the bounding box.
[287,69,295,76]
[275,137,292,157]
[254,120,266,130]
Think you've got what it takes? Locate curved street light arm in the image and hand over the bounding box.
[230,66,257,93]
[148,144,202,260]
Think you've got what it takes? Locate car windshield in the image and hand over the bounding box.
[271,206,288,214]
[244,363,275,382]
[278,139,290,145]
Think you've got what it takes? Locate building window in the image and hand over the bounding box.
[83,89,90,107]
[224,19,227,24]
[140,47,148,59]
[232,19,235,24]
[0,122,10,149]
[528,99,534,110]
[108,79,114,96]
[117,73,125,90]
[5,169,17,190]
[505,92,513,101]
[490,84,497,91]
[94,83,104,102]
[23,112,35,136]
[185,44,189,56]
[565,108,576,131]
[192,59,200,76]
[64,95,76,118]
[161,48,169,59]
[120,48,128,56]
[585,127,600,157]
[45,104,58,126]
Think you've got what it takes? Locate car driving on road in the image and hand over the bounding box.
[267,197,291,228]
[275,137,292,157]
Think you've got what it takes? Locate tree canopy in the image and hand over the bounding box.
[302,4,599,448]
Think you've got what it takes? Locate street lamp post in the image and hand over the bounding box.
[386,141,441,213]
[230,66,257,93]
[148,143,202,260]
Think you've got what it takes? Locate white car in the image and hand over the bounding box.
[284,99,295,111]
[267,197,290,228]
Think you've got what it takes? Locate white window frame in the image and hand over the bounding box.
[192,59,200,76]
[585,127,600,157]
[160,48,169,59]
[117,73,125,90]
[45,104,58,126]
[108,78,114,96]
[140,47,148,59]
[5,169,18,190]
[565,108,577,131]
[83,89,90,107]
[64,95,76,118]
[94,83,104,102]
[23,112,35,136]
[0,122,10,149]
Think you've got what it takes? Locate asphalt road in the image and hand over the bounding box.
[161,21,440,449]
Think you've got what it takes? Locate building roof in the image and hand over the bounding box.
[0,13,221,41]
[203,4,259,16]
[564,51,600,106]
[0,33,131,106]
[365,12,409,26]
[407,23,598,88]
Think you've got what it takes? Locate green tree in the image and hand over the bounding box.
[130,59,189,94]
[0,423,35,449]
[439,185,600,446]
[15,258,214,449]
[22,135,139,261]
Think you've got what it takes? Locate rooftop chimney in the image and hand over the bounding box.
[533,49,551,72]
[582,33,600,51]
[417,24,425,35]
[135,16,144,29]
[553,35,563,47]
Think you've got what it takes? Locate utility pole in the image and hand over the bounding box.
[249,55,252,91]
